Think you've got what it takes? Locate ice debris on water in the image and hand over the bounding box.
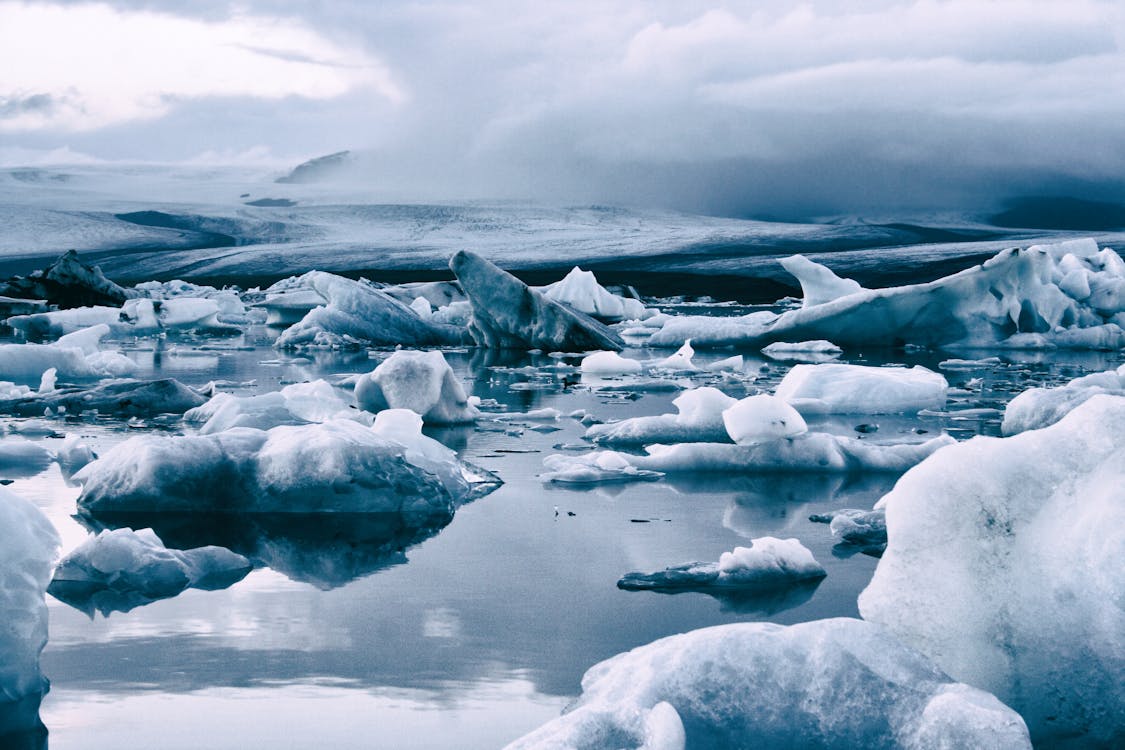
[540,450,664,485]
[185,379,359,434]
[586,387,736,446]
[722,394,808,445]
[776,363,948,414]
[1001,362,1125,435]
[354,350,480,424]
[618,537,826,593]
[579,350,642,375]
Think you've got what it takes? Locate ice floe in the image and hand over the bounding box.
[354,350,479,424]
[585,387,735,446]
[0,437,55,478]
[540,450,664,485]
[0,487,60,725]
[618,537,826,593]
[75,411,500,514]
[48,527,252,616]
[506,618,1030,750]
[451,250,624,351]
[1001,362,1125,435]
[579,350,642,375]
[185,379,358,434]
[776,364,948,414]
[722,394,808,445]
[541,266,647,322]
[859,394,1125,746]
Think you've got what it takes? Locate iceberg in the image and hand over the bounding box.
[354,350,480,424]
[779,254,865,307]
[810,508,888,551]
[761,339,843,362]
[185,380,358,434]
[540,450,664,485]
[585,387,735,446]
[0,378,205,417]
[75,411,500,514]
[451,250,624,351]
[505,618,1030,750]
[618,537,826,592]
[0,487,60,732]
[859,395,1125,746]
[721,394,808,445]
[0,340,134,381]
[0,437,55,478]
[0,249,134,309]
[48,527,252,616]
[540,266,646,322]
[273,271,469,348]
[1001,363,1125,435]
[649,239,1125,350]
[776,364,948,414]
[579,351,642,375]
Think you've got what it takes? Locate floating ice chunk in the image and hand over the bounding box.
[0,487,60,714]
[811,508,888,549]
[937,356,1001,370]
[451,251,624,351]
[0,378,205,418]
[540,451,665,485]
[0,437,55,477]
[625,433,953,474]
[776,364,947,414]
[618,537,825,594]
[0,342,110,380]
[48,527,251,615]
[722,394,808,445]
[75,418,499,514]
[1001,363,1125,434]
[859,395,1125,746]
[409,296,432,318]
[702,354,743,372]
[653,340,697,370]
[37,367,56,394]
[354,350,479,424]
[274,271,468,348]
[541,266,646,322]
[779,254,865,307]
[762,339,842,358]
[506,618,1030,750]
[580,351,643,375]
[186,380,359,434]
[57,434,96,473]
[586,387,736,446]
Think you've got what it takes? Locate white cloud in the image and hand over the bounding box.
[0,1,402,131]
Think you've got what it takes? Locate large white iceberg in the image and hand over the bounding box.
[505,618,1030,749]
[859,395,1125,746]
[354,350,479,424]
[0,487,60,715]
[649,239,1125,350]
[49,527,251,615]
[75,411,500,514]
[273,271,468,348]
[776,364,948,414]
[1001,363,1125,435]
[541,266,646,322]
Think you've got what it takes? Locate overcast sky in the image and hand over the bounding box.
[2,0,1125,217]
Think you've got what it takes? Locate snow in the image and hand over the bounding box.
[618,537,825,592]
[49,528,251,615]
[505,618,1030,750]
[541,266,646,322]
[451,250,624,351]
[185,379,359,434]
[75,417,500,514]
[0,486,60,708]
[273,271,468,348]
[858,394,1125,746]
[779,254,865,307]
[579,351,642,375]
[721,394,808,445]
[1001,363,1125,435]
[775,364,948,414]
[585,387,736,446]
[355,351,479,424]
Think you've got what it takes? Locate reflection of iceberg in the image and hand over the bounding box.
[76,510,455,590]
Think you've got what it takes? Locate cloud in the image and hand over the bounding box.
[0,1,401,131]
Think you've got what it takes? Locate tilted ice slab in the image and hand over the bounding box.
[618,537,825,593]
[0,378,205,417]
[810,508,889,550]
[505,618,1031,750]
[451,250,624,351]
[776,364,948,414]
[1001,363,1125,435]
[0,487,60,715]
[49,527,251,616]
[75,410,500,514]
[649,239,1125,349]
[540,266,647,322]
[355,350,479,424]
[859,395,1125,747]
[185,379,360,434]
[585,387,735,446]
[274,271,468,349]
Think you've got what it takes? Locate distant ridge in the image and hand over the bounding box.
[276,150,352,184]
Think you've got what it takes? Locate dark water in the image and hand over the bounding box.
[2,327,1120,748]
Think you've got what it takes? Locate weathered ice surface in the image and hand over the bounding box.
[1001,363,1125,434]
[49,527,252,616]
[506,618,1031,750]
[859,395,1125,748]
[354,350,479,424]
[0,487,60,735]
[274,271,469,348]
[450,250,624,351]
[0,378,206,417]
[75,412,500,514]
[618,537,826,592]
[0,250,135,309]
[776,364,948,414]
